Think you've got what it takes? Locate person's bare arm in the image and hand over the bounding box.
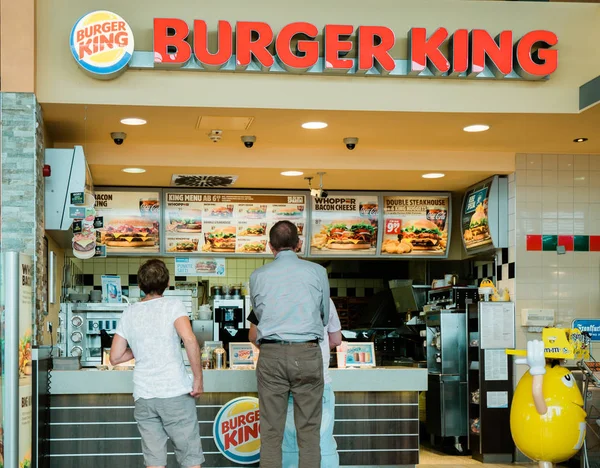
[249,324,258,347]
[175,317,204,397]
[109,334,134,365]
[328,330,342,349]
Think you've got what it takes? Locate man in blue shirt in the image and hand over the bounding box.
[250,220,330,468]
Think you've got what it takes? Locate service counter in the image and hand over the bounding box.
[49,367,427,468]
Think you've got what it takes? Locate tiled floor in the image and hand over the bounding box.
[418,446,536,467]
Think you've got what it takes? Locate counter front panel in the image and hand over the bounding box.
[48,369,424,468]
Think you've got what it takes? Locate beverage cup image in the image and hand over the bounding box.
[359,352,366,362]
[353,352,360,362]
[365,352,371,363]
[337,352,347,369]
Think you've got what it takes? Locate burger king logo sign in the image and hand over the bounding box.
[213,397,260,464]
[70,11,134,79]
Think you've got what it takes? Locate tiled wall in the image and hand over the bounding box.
[515,153,600,349]
[68,256,385,299]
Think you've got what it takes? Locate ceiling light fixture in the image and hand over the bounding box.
[301,122,328,130]
[120,118,147,126]
[122,167,146,174]
[422,173,445,179]
[574,137,588,143]
[281,171,304,177]
[463,124,490,133]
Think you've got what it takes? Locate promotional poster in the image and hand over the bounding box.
[165,193,306,255]
[19,255,33,468]
[95,191,161,254]
[462,180,493,252]
[310,195,378,256]
[381,195,450,257]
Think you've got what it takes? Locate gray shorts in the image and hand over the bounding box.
[134,394,204,467]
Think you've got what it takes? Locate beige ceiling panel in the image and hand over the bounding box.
[195,116,255,131]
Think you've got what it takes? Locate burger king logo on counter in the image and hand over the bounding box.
[70,10,134,79]
[213,397,260,464]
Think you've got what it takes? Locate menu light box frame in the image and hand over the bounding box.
[377,191,453,259]
[161,189,310,258]
[93,187,163,257]
[92,187,454,261]
[461,175,508,256]
[309,191,382,259]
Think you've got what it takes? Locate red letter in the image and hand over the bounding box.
[223,429,237,450]
[236,22,274,70]
[514,30,558,80]
[275,22,319,71]
[153,18,191,68]
[449,29,469,75]
[357,26,395,74]
[469,30,513,77]
[324,25,354,71]
[193,20,233,70]
[408,27,449,75]
[245,422,260,440]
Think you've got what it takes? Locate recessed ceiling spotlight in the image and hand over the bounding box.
[302,122,328,130]
[422,173,445,179]
[463,124,490,133]
[122,167,146,174]
[574,137,588,143]
[120,118,147,126]
[281,171,304,176]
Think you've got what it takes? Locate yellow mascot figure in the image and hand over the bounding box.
[511,340,587,468]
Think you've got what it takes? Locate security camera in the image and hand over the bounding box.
[241,135,256,148]
[310,188,329,198]
[344,137,358,150]
[111,132,127,145]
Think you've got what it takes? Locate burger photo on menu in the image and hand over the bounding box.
[239,240,267,253]
[383,219,446,254]
[238,224,267,236]
[196,260,217,273]
[103,217,158,248]
[274,206,303,218]
[311,220,376,251]
[167,239,199,252]
[168,211,202,233]
[210,205,234,218]
[464,203,490,245]
[202,226,236,252]
[244,205,267,219]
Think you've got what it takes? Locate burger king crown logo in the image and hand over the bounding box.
[70,10,134,79]
[213,397,261,465]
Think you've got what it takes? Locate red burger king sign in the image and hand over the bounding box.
[213,397,261,464]
[70,11,558,81]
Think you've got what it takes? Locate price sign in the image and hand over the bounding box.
[385,219,402,235]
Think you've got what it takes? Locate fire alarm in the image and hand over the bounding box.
[43,165,51,177]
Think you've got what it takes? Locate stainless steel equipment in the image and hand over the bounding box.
[192,320,213,347]
[61,303,128,366]
[426,309,468,452]
[427,286,478,309]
